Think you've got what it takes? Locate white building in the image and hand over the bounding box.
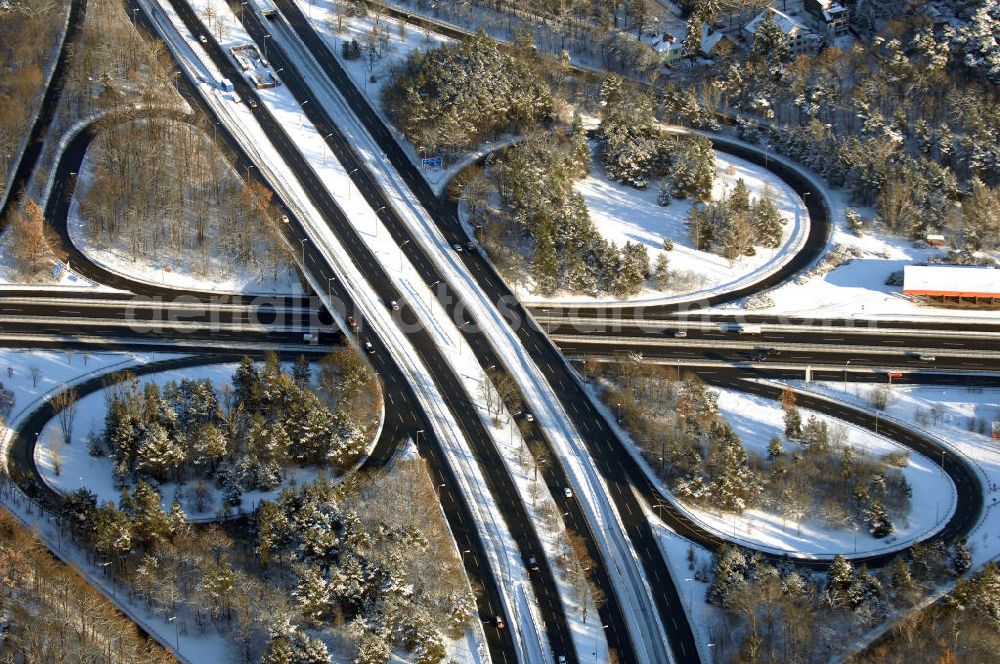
[743,7,821,57]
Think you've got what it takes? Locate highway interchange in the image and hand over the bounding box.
[0,1,995,663]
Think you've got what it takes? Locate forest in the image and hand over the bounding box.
[0,506,174,662]
[382,31,554,155]
[78,119,295,285]
[92,353,378,511]
[0,0,66,201]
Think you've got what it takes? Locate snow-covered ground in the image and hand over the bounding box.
[32,361,367,520]
[510,145,804,304]
[781,380,1000,568]
[587,379,955,559]
[67,126,303,295]
[709,152,1000,321]
[0,349,166,433]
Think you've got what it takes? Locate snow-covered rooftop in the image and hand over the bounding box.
[745,7,811,37]
[903,265,1000,297]
[701,24,725,53]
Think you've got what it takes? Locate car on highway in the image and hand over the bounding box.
[467,241,478,252]
[389,300,399,311]
[919,354,936,361]
[199,34,208,43]
[672,330,688,338]
[364,341,375,355]
[524,411,534,423]
[347,315,358,331]
[303,333,316,342]
[494,616,505,630]
[452,243,463,252]
[527,556,539,572]
[563,487,573,499]
[248,99,258,109]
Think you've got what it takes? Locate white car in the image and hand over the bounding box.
[452,243,463,252]
[563,487,573,499]
[673,330,688,338]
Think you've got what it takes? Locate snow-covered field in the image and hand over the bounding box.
[513,146,803,304]
[783,380,1000,568]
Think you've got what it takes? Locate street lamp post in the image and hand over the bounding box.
[321,132,333,161]
[428,279,441,308]
[300,238,307,264]
[347,168,358,199]
[843,359,851,392]
[399,239,411,271]
[167,616,179,652]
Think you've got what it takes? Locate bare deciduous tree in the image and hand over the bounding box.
[52,388,79,445]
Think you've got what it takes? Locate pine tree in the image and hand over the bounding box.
[569,111,591,179]
[233,357,263,410]
[617,241,649,296]
[201,560,235,619]
[707,544,749,606]
[292,355,312,385]
[683,18,702,58]
[712,429,763,512]
[827,554,854,604]
[751,10,790,64]
[652,254,670,290]
[135,422,185,482]
[191,422,227,471]
[767,436,782,459]
[802,415,828,446]
[295,565,334,625]
[889,557,913,590]
[531,218,560,295]
[865,499,893,538]
[355,631,392,664]
[127,481,174,548]
[954,538,972,575]
[600,72,624,112]
[784,407,802,440]
[751,194,784,248]
[729,179,751,214]
[657,178,673,206]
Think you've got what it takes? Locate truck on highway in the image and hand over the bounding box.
[719,322,762,334]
